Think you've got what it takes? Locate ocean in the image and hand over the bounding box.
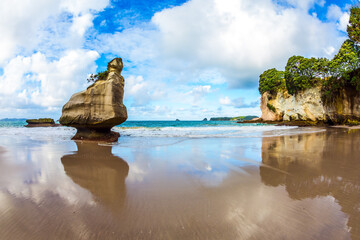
[0,119,309,139]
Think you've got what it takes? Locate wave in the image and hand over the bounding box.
[0,124,326,141]
[114,125,322,138]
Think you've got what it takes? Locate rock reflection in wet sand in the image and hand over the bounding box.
[261,129,360,240]
[0,129,359,239]
[61,142,129,213]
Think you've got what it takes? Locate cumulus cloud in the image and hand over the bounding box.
[327,5,350,32]
[0,0,108,65]
[0,0,110,117]
[219,96,231,105]
[185,85,213,103]
[152,0,344,88]
[125,75,165,106]
[0,50,99,109]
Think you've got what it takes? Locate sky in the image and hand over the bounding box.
[0,0,357,120]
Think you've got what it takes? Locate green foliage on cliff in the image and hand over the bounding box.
[210,116,258,121]
[210,117,233,121]
[231,115,258,121]
[87,70,109,83]
[267,103,276,112]
[259,7,360,100]
[322,40,360,103]
[284,56,319,94]
[348,7,360,44]
[259,68,285,95]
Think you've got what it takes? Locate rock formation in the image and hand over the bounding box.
[25,118,59,127]
[260,87,360,124]
[59,58,127,141]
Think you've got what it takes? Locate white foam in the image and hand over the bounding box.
[0,125,326,141]
[0,126,76,141]
[114,125,309,138]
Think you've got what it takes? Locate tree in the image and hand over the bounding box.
[330,40,359,77]
[258,68,285,95]
[285,56,320,94]
[347,7,360,44]
[322,40,360,102]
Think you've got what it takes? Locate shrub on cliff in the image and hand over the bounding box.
[258,68,285,94]
[284,56,326,94]
[322,40,360,102]
[348,7,360,44]
[330,40,359,76]
[87,70,109,83]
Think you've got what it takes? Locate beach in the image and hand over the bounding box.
[0,122,359,239]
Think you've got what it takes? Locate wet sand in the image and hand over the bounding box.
[0,128,359,239]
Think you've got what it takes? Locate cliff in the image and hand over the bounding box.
[260,87,360,124]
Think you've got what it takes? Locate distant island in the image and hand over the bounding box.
[210,116,258,121]
[25,118,59,127]
[256,7,360,126]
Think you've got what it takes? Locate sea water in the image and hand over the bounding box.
[0,119,318,140]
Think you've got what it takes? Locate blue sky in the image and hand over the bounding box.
[0,0,357,120]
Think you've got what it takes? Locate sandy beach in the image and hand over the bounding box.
[0,127,358,239]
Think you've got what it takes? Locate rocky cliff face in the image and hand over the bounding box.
[260,87,360,123]
[60,58,127,141]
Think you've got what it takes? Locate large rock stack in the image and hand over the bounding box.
[60,58,127,142]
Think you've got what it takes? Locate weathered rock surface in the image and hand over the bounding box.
[59,58,127,141]
[260,87,360,124]
[324,87,360,123]
[25,118,59,127]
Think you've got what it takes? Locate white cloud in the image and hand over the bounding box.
[189,85,212,94]
[327,4,350,32]
[152,0,344,88]
[327,5,343,20]
[0,0,60,64]
[60,0,109,15]
[71,13,94,36]
[220,96,231,105]
[0,0,111,116]
[338,13,350,32]
[0,50,99,109]
[185,85,212,104]
[0,0,108,65]
[125,75,165,106]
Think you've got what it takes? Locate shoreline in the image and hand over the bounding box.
[238,119,360,128]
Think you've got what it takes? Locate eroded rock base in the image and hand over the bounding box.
[72,128,120,142]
